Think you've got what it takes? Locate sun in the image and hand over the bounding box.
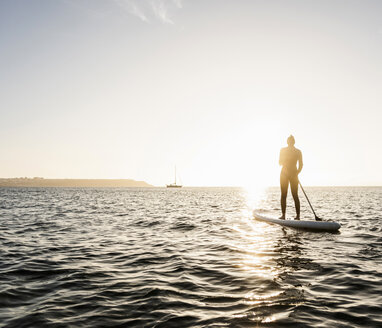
[186,119,288,187]
[230,121,284,187]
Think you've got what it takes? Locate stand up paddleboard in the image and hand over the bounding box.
[253,212,341,232]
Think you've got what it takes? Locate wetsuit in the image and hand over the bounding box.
[279,146,303,217]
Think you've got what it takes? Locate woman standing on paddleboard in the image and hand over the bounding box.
[279,135,303,220]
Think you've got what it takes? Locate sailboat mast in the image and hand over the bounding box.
[174,166,176,184]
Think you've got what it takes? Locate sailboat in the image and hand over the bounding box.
[166,166,182,188]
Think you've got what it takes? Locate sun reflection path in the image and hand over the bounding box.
[242,184,269,216]
[230,218,292,324]
[230,186,280,280]
[225,187,297,319]
[224,186,310,324]
[231,220,279,280]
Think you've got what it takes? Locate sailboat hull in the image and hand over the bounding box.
[167,166,182,188]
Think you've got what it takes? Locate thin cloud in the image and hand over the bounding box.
[150,0,174,24]
[115,0,183,24]
[127,1,149,22]
[115,0,149,22]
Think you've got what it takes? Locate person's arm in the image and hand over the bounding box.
[297,150,303,174]
[279,149,284,166]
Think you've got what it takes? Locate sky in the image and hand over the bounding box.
[0,0,381,187]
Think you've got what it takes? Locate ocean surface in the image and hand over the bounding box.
[0,187,381,327]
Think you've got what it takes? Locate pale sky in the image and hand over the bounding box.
[0,0,381,186]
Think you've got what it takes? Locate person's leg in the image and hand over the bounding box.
[290,175,300,219]
[280,173,288,219]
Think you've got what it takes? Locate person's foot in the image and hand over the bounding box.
[278,215,286,220]
[294,216,300,220]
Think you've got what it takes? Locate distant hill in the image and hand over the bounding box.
[0,178,153,188]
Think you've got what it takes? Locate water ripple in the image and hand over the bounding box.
[0,187,381,327]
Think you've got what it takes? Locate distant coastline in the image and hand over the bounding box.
[0,178,153,188]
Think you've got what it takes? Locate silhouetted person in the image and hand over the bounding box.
[279,135,302,220]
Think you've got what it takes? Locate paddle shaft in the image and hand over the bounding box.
[298,180,320,220]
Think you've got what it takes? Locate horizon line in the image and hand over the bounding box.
[1,177,381,188]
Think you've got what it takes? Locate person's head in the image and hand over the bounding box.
[287,135,295,146]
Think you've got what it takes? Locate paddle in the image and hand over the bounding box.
[298,180,322,221]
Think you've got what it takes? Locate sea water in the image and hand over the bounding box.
[0,187,381,327]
